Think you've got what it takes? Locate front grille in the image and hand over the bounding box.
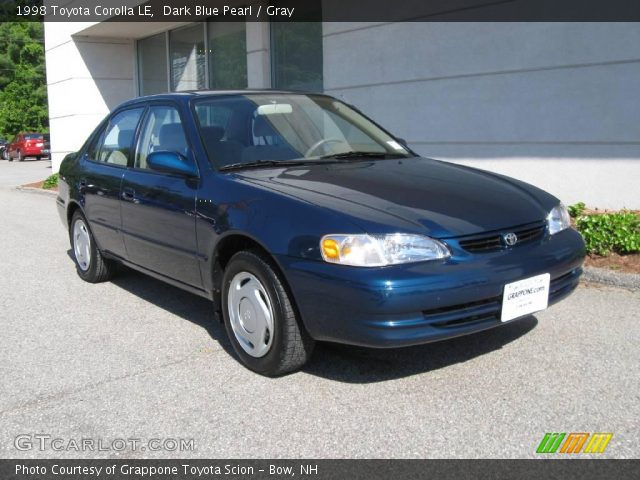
[422,268,581,329]
[458,222,546,253]
[425,297,501,328]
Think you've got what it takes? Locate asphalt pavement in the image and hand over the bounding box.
[0,159,638,459]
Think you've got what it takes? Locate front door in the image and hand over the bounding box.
[120,104,202,288]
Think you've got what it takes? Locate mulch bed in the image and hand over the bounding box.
[22,180,58,192]
[584,252,640,275]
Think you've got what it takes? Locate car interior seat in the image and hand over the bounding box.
[106,129,133,166]
[158,124,189,158]
[201,125,243,166]
[241,115,299,163]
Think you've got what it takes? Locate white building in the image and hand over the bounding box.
[44,18,640,209]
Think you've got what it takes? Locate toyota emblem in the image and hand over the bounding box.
[503,232,518,246]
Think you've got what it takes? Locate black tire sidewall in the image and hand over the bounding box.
[221,252,292,375]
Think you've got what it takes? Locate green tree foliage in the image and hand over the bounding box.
[0,21,48,138]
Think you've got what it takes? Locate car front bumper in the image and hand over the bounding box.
[276,228,585,348]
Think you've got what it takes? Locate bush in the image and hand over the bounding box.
[42,173,58,190]
[568,202,586,218]
[570,204,640,256]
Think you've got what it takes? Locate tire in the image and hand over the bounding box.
[70,210,116,283]
[8,151,13,162]
[222,250,314,376]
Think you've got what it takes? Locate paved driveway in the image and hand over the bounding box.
[0,160,638,459]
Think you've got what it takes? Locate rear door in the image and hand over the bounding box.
[80,107,145,258]
[120,103,202,288]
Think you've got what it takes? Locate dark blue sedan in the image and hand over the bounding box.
[57,91,585,376]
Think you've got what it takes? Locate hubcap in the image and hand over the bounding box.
[228,272,274,358]
[73,219,91,271]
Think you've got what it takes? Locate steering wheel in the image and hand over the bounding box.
[304,138,347,158]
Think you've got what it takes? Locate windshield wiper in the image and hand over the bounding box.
[219,158,335,172]
[320,151,409,160]
[219,152,412,171]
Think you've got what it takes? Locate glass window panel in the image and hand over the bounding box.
[271,3,323,92]
[137,33,168,95]
[96,108,144,166]
[170,24,206,91]
[207,21,248,90]
[136,106,190,169]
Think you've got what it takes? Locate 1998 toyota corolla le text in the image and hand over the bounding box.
[56,91,585,376]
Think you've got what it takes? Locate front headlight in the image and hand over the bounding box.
[320,233,450,267]
[547,203,571,235]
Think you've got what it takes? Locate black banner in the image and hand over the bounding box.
[1,459,640,480]
[2,0,640,22]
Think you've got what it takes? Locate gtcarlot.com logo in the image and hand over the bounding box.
[14,434,195,452]
[536,432,612,454]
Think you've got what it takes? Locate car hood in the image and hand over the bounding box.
[235,157,557,238]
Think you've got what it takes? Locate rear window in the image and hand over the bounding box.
[24,134,44,140]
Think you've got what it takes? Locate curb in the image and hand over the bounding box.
[583,266,640,292]
[16,186,57,197]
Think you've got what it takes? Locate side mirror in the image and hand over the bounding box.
[396,138,409,148]
[147,151,198,177]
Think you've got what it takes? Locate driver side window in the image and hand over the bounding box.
[135,105,190,170]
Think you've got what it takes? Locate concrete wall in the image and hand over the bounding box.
[45,23,136,171]
[323,22,640,209]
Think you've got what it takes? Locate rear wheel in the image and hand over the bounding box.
[70,210,116,283]
[221,250,314,376]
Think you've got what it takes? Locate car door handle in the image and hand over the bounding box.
[121,188,135,202]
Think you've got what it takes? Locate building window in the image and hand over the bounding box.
[137,33,168,96]
[170,24,206,91]
[207,20,248,89]
[271,2,323,91]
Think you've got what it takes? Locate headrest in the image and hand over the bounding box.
[253,115,278,137]
[201,126,225,143]
[158,124,187,152]
[118,129,134,148]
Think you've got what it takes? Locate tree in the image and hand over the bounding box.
[0,21,48,138]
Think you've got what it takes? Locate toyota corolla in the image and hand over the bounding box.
[57,91,585,376]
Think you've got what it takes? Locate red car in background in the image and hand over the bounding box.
[6,133,50,161]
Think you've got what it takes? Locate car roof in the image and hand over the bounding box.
[117,89,327,109]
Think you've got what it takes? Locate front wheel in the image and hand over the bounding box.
[222,250,314,376]
[70,211,116,283]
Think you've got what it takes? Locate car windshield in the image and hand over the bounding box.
[193,93,412,169]
[24,134,43,140]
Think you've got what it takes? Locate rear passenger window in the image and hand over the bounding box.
[96,108,144,166]
[135,105,191,170]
